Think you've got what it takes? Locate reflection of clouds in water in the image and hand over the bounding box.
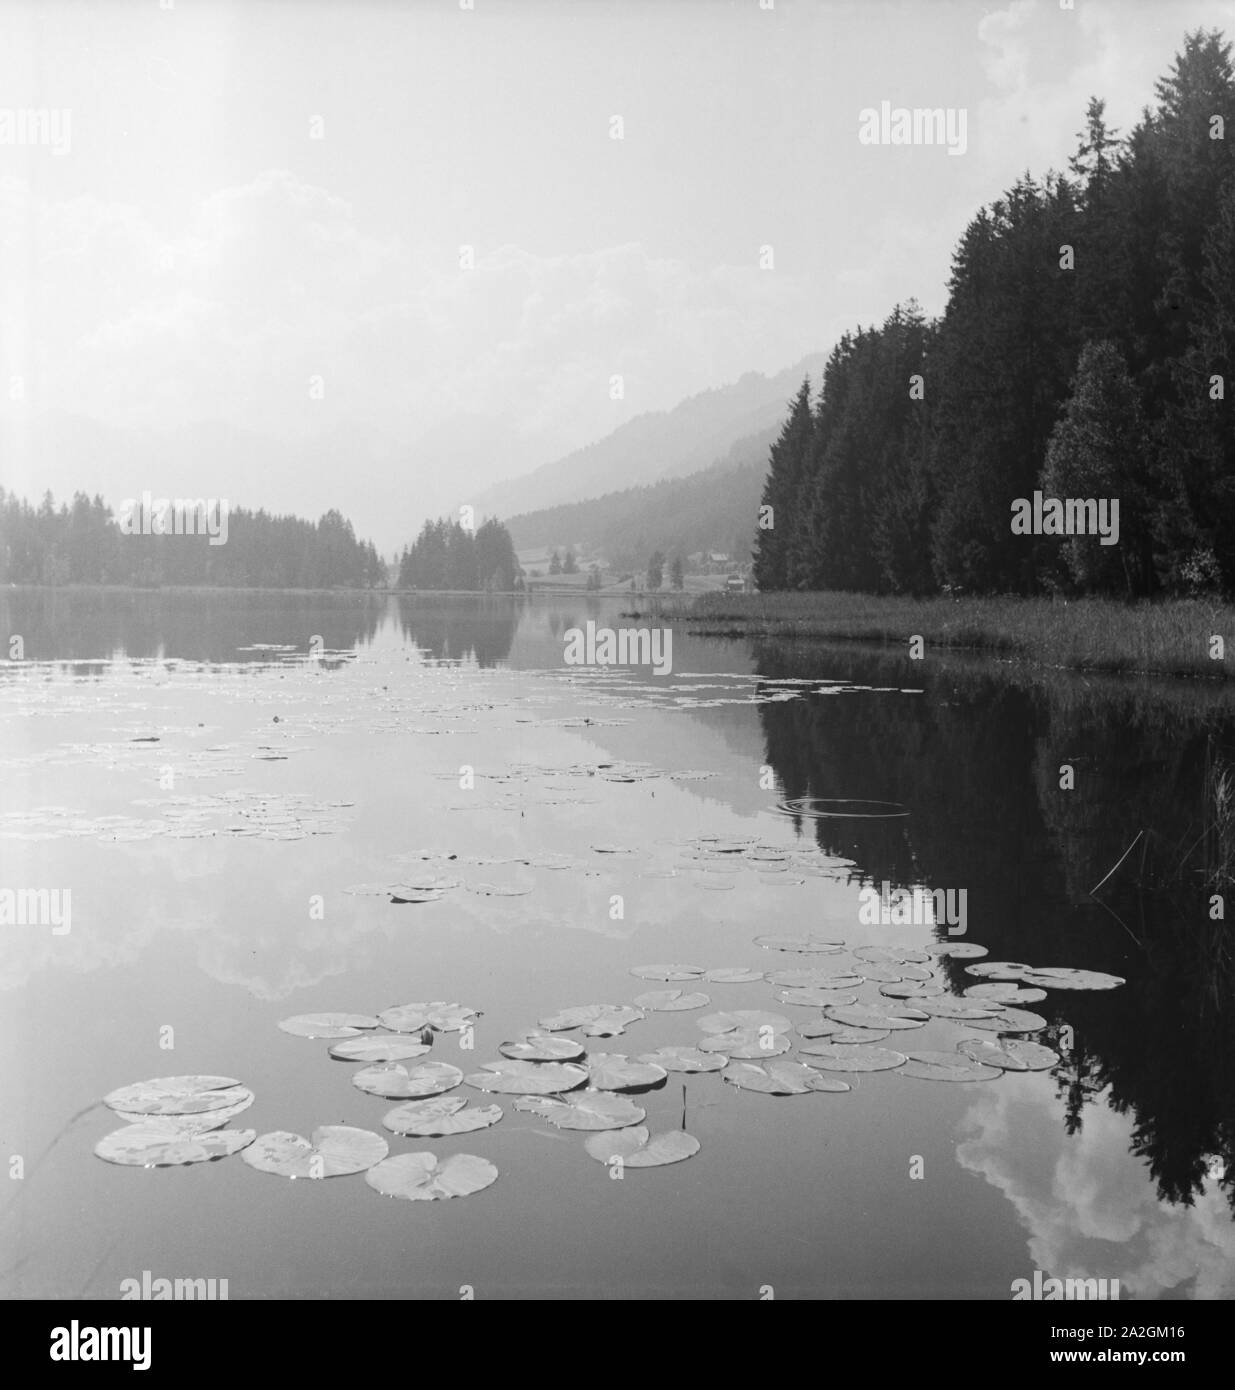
[0,646,832,995]
[957,1075,1235,1300]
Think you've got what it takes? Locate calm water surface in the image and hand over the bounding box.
[1,590,1232,1299]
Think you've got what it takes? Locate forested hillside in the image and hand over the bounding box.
[0,490,385,588]
[476,357,823,519]
[755,31,1235,598]
[505,425,774,569]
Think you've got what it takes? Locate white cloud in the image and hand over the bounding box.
[0,170,820,525]
[958,1075,1235,1300]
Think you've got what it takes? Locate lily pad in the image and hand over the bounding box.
[242,1125,388,1177]
[963,1007,1048,1034]
[698,1027,792,1058]
[912,997,1002,1020]
[853,945,932,964]
[103,1075,247,1117]
[583,1127,700,1168]
[378,1002,479,1034]
[702,967,765,984]
[278,1012,381,1039]
[924,941,989,958]
[795,1017,844,1039]
[635,1046,726,1074]
[825,1004,929,1031]
[537,1004,644,1037]
[698,1009,792,1035]
[963,983,1047,1005]
[352,1060,464,1098]
[821,1025,892,1044]
[328,1035,432,1063]
[754,934,845,954]
[964,961,1033,980]
[95,1124,256,1167]
[723,1060,851,1094]
[1018,967,1126,991]
[957,1038,1060,1072]
[514,1091,646,1129]
[879,982,945,999]
[798,1045,907,1072]
[858,964,913,983]
[498,1033,586,1063]
[776,987,860,1008]
[898,1051,1002,1082]
[465,1060,589,1094]
[382,1096,503,1136]
[586,1053,668,1092]
[765,969,864,989]
[108,1091,254,1131]
[632,989,710,1012]
[629,964,706,981]
[366,1151,498,1201]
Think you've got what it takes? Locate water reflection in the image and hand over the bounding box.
[0,588,384,665]
[751,638,1235,1220]
[3,590,1232,1301]
[394,594,521,667]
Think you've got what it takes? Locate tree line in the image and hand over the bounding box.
[0,489,385,588]
[397,517,520,590]
[754,31,1235,598]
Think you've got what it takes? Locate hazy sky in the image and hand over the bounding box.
[2,0,1232,547]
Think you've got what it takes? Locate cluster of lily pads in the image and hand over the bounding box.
[94,936,1124,1198]
[554,669,921,712]
[340,833,851,908]
[2,789,353,843]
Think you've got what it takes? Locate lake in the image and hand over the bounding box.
[2,589,1232,1300]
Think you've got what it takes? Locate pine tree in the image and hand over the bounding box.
[752,378,813,590]
[1040,340,1155,595]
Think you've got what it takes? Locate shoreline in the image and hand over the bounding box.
[620,591,1235,682]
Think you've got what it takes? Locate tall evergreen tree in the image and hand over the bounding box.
[752,377,814,590]
[1040,340,1156,595]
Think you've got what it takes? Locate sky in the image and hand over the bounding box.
[2,0,1233,549]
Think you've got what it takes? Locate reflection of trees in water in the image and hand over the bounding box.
[0,589,385,664]
[753,638,1235,1217]
[394,594,521,667]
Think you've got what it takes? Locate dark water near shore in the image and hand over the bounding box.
[1,589,1232,1299]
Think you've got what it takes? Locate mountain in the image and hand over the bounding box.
[471,354,825,519]
[504,423,776,570]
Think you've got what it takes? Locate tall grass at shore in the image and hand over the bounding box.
[626,591,1235,679]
